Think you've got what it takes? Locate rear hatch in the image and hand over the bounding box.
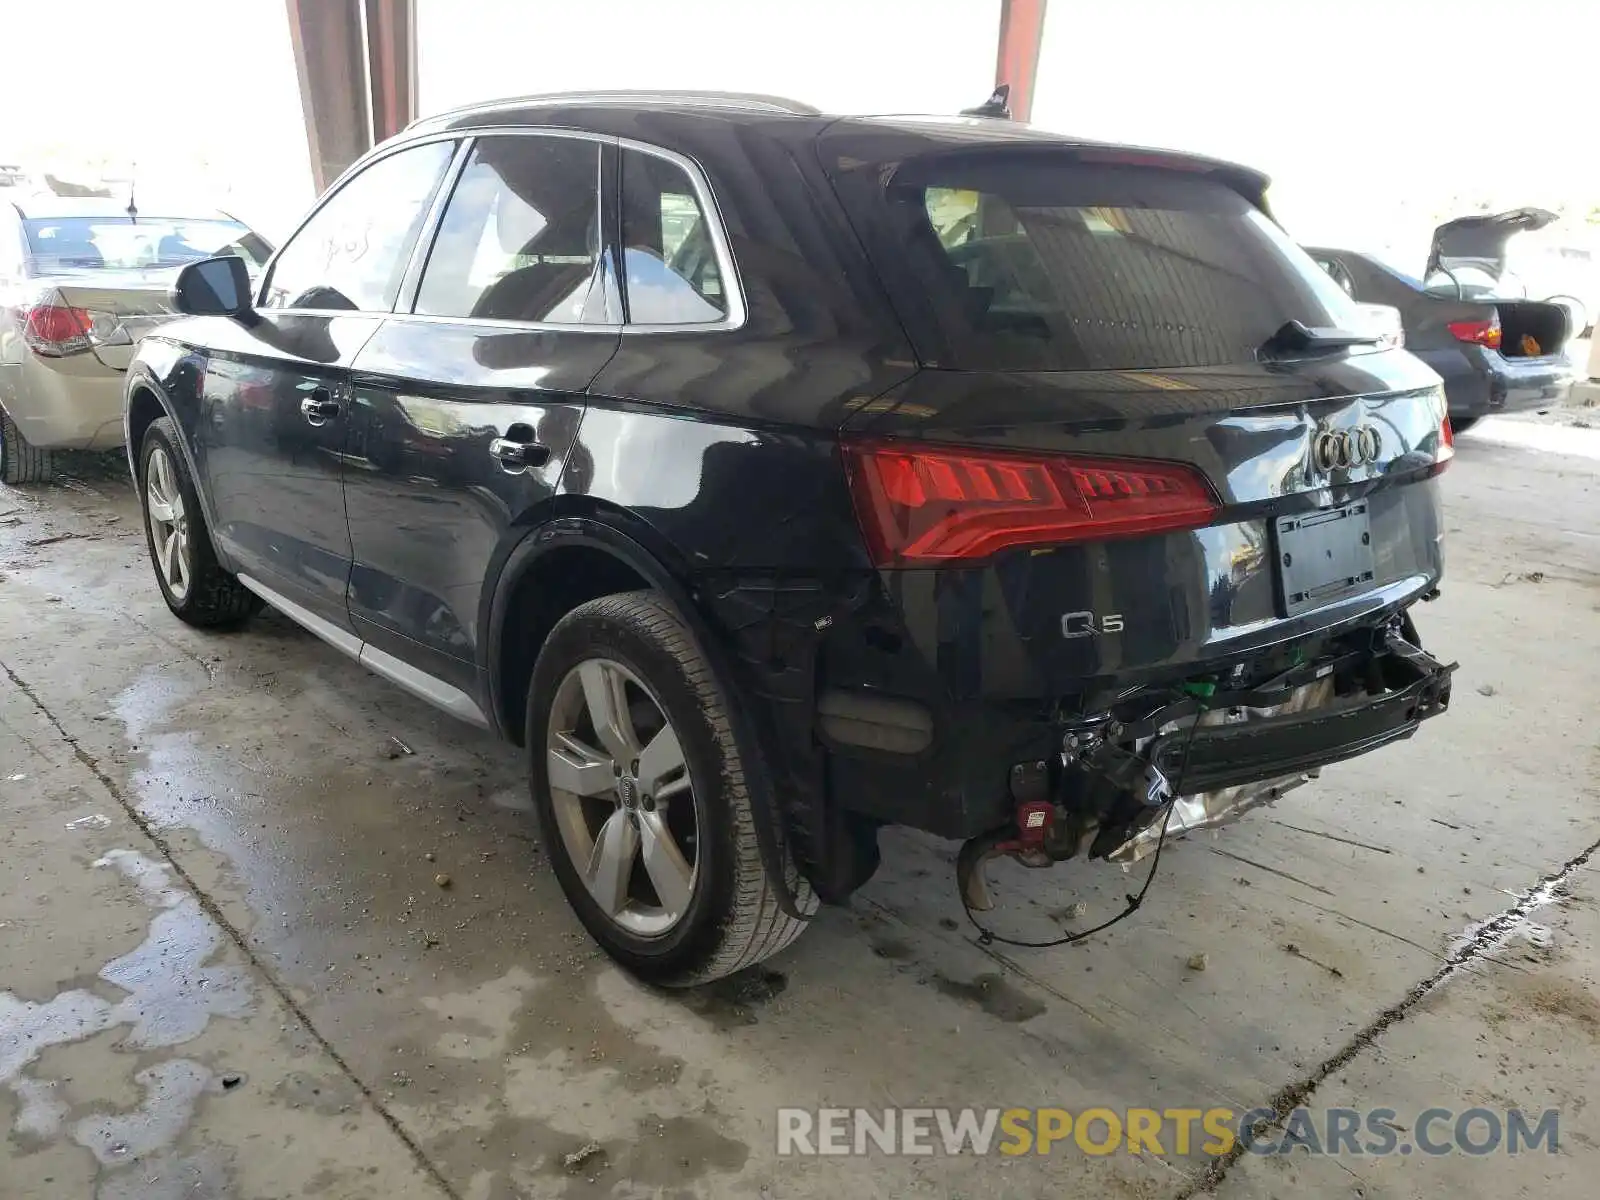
[819,123,1451,686]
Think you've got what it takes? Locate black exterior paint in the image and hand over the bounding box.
[126,97,1453,865]
[345,320,606,692]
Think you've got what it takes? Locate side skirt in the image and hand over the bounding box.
[236,574,491,730]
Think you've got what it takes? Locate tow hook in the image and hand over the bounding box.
[956,799,1055,912]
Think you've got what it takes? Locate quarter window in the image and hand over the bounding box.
[262,140,455,313]
[619,149,727,325]
[414,136,608,324]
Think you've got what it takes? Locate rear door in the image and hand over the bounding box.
[202,138,458,627]
[343,131,618,695]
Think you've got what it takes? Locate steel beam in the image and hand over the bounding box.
[285,0,415,195]
[285,0,368,195]
[364,0,417,145]
[994,0,1049,123]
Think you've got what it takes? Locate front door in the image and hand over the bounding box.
[343,132,620,694]
[201,138,459,627]
[201,315,375,619]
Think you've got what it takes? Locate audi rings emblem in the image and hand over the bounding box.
[1311,425,1382,473]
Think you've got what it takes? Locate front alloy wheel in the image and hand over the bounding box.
[136,416,260,627]
[547,658,698,937]
[145,445,191,603]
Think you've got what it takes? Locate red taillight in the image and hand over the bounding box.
[841,438,1220,566]
[22,304,93,356]
[1447,314,1502,350]
[1434,413,1455,474]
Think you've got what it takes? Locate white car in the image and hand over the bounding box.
[0,196,271,483]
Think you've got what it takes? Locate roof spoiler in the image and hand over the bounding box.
[960,84,1012,120]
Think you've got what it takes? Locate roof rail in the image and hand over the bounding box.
[407,90,819,130]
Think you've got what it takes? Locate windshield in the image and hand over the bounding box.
[22,216,270,273]
[834,157,1363,371]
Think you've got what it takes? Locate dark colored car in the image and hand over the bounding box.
[1307,219,1576,432]
[124,92,1456,985]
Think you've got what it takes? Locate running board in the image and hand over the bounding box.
[236,575,490,730]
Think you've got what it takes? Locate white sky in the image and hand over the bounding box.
[2,0,1597,257]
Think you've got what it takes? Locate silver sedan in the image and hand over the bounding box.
[0,195,271,482]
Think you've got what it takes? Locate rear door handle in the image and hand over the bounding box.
[489,436,551,474]
[301,389,340,425]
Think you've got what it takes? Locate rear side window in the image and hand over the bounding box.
[414,135,610,324]
[619,148,727,325]
[263,140,455,312]
[836,156,1362,371]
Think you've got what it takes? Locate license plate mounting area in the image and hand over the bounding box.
[1274,500,1376,617]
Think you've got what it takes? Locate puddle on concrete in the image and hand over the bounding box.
[74,1059,212,1165]
[0,849,254,1161]
[1449,877,1569,958]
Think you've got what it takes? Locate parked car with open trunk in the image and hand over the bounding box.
[123,92,1456,984]
[1308,209,1577,432]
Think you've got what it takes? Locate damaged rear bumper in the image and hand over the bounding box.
[1103,628,1455,862]
[1146,630,1455,794]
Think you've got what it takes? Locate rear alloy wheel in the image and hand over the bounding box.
[138,417,261,627]
[547,657,699,938]
[0,407,54,485]
[528,591,815,985]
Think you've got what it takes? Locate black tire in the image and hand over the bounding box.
[138,418,261,627]
[0,407,54,485]
[528,590,815,986]
[1451,415,1481,434]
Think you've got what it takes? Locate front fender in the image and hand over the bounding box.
[123,352,223,545]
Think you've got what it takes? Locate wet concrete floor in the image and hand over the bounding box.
[1,419,1598,1198]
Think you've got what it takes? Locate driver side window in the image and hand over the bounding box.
[262,140,455,313]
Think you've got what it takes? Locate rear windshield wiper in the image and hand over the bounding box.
[1258,319,1381,360]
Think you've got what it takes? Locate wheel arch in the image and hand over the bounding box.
[484,508,700,748]
[123,365,223,542]
[486,505,812,922]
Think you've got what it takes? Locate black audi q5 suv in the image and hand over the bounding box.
[124,91,1455,984]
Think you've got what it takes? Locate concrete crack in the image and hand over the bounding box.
[0,657,460,1200]
[1176,834,1600,1197]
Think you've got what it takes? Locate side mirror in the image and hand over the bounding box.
[171,255,253,319]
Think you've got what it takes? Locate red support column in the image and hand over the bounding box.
[364,0,416,145]
[285,0,416,195]
[994,0,1049,123]
[284,0,369,195]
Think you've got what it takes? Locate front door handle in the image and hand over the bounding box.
[301,389,340,425]
[489,436,551,474]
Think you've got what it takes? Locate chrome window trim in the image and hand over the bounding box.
[394,137,475,315]
[260,125,746,336]
[386,312,623,334]
[612,135,747,334]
